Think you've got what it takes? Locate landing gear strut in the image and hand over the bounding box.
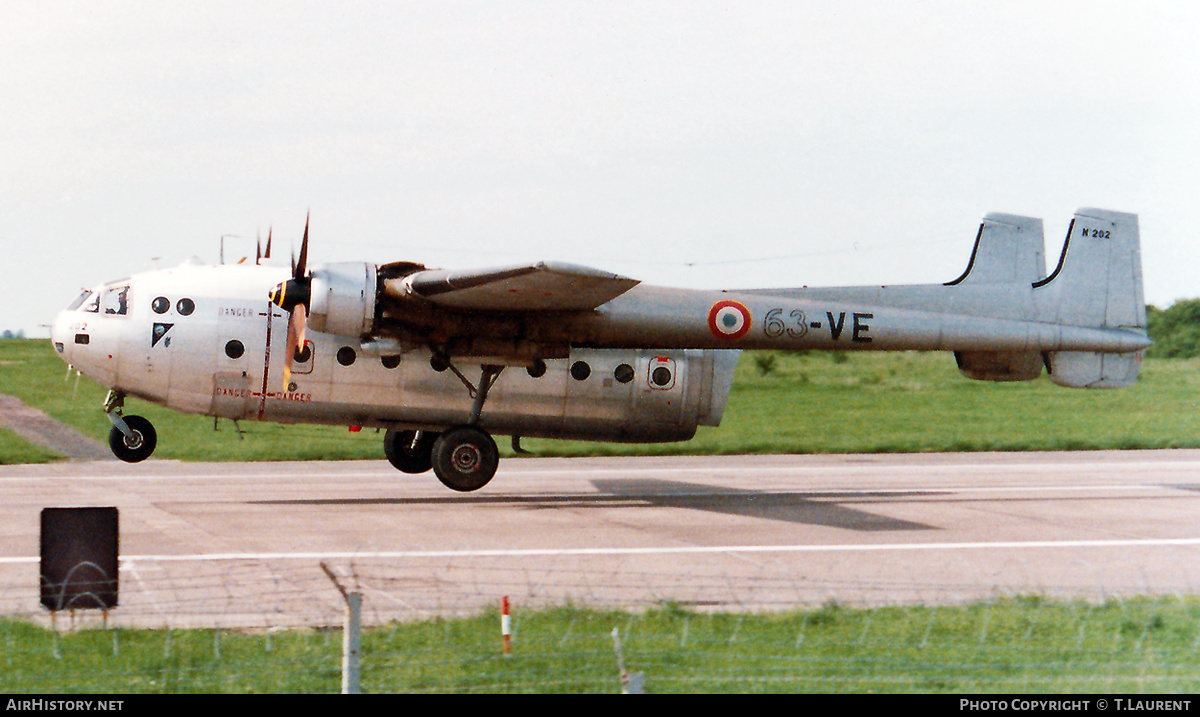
[383,361,507,491]
[104,390,157,463]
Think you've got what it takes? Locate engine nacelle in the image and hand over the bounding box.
[308,262,378,337]
[954,350,1044,382]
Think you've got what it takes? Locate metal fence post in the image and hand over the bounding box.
[322,562,362,694]
[343,592,362,694]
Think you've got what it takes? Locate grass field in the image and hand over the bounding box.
[4,597,1200,693]
[2,338,1198,462]
[0,426,59,465]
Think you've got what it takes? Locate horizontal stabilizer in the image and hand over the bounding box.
[955,350,1044,382]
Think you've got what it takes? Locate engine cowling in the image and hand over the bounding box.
[307,262,378,337]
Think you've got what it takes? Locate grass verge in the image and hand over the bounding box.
[3,597,1199,693]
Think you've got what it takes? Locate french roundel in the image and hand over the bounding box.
[708,300,752,340]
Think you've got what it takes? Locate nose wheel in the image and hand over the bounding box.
[430,426,499,492]
[107,415,157,463]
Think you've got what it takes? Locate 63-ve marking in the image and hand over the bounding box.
[763,308,873,343]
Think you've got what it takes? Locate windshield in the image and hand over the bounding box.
[67,290,93,311]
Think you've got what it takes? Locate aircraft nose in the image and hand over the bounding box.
[50,310,71,359]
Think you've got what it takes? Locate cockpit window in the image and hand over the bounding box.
[102,285,130,316]
[81,291,100,313]
[67,290,94,311]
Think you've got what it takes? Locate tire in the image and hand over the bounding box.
[383,429,437,474]
[108,415,157,463]
[431,426,499,492]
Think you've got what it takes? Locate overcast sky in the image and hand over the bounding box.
[3,1,1197,337]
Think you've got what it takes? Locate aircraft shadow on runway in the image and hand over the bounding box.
[251,478,937,532]
[587,479,935,531]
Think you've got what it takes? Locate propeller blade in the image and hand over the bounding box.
[294,303,307,352]
[265,227,273,260]
[295,214,309,280]
[283,303,308,390]
[276,215,313,391]
[256,231,262,265]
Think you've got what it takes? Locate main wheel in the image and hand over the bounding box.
[431,426,499,492]
[383,429,438,474]
[108,415,157,463]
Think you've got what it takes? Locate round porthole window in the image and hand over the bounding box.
[381,355,401,369]
[152,296,170,314]
[570,361,591,381]
[337,346,357,367]
[614,364,634,384]
[224,340,245,359]
[176,298,195,316]
[652,366,673,387]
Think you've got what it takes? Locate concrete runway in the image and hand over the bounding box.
[2,450,1200,626]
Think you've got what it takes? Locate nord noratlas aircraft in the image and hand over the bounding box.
[50,208,1150,491]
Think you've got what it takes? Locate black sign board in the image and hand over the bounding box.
[39,507,119,610]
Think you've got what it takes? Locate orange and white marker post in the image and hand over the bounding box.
[501,596,512,656]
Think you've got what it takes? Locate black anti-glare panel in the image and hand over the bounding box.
[39,507,119,610]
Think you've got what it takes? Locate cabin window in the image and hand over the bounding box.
[614,364,635,384]
[225,340,245,360]
[152,297,170,314]
[570,361,591,381]
[102,286,130,316]
[337,346,357,366]
[176,298,195,316]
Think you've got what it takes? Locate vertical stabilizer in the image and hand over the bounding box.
[1035,209,1145,330]
[1037,209,1147,388]
[945,213,1046,286]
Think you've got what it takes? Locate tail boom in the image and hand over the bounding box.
[574,208,1148,389]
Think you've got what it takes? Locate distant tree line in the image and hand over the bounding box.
[1146,299,1200,358]
[1,330,26,339]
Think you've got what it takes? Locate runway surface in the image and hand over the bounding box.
[2,450,1199,626]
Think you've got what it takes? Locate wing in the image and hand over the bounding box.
[384,261,640,311]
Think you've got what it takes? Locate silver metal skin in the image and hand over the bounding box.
[49,208,1149,490]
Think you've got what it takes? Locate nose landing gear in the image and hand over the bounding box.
[104,390,157,463]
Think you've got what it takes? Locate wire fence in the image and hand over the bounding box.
[3,551,1200,693]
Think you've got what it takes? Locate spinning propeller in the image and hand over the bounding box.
[256,228,273,265]
[268,216,311,389]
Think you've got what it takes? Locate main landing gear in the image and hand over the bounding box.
[104,390,157,463]
[383,426,499,492]
[382,361,507,492]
